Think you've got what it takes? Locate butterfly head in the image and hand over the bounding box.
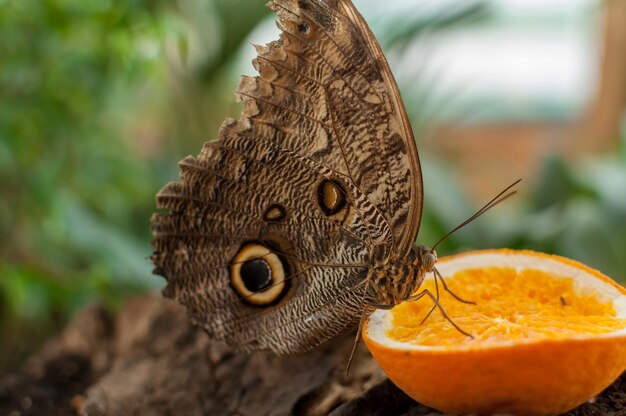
[412,244,437,273]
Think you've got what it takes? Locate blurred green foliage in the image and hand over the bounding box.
[0,0,168,369]
[0,0,624,374]
[0,0,277,372]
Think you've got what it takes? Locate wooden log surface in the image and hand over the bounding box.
[0,294,624,415]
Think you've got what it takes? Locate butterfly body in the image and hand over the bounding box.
[151,0,429,355]
[366,245,435,308]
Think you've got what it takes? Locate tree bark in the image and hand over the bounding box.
[0,294,624,416]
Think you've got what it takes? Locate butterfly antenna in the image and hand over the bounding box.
[431,179,521,251]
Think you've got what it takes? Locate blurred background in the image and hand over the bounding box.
[1,0,625,373]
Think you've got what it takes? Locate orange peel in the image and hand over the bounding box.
[363,249,626,416]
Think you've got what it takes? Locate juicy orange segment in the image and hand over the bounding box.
[363,249,626,416]
[390,267,626,347]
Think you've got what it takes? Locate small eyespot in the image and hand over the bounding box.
[263,204,287,222]
[317,179,347,216]
[230,243,288,305]
[298,22,310,35]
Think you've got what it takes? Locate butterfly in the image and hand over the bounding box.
[151,0,515,360]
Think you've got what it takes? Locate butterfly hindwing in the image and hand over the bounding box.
[151,0,423,354]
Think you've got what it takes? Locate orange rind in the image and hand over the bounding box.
[363,249,626,416]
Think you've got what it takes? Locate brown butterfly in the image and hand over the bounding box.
[151,0,515,362]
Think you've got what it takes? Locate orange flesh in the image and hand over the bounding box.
[388,267,626,347]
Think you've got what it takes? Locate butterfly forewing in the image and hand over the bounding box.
[268,0,423,252]
[151,0,423,354]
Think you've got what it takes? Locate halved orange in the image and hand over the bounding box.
[363,249,626,416]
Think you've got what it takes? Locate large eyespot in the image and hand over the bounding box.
[317,179,347,216]
[230,243,288,305]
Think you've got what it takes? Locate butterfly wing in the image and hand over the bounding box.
[336,0,423,252]
[271,0,424,254]
[151,0,423,354]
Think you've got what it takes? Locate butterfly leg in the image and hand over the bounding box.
[370,303,394,310]
[417,270,441,325]
[417,289,474,339]
[433,267,476,305]
[345,309,370,377]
